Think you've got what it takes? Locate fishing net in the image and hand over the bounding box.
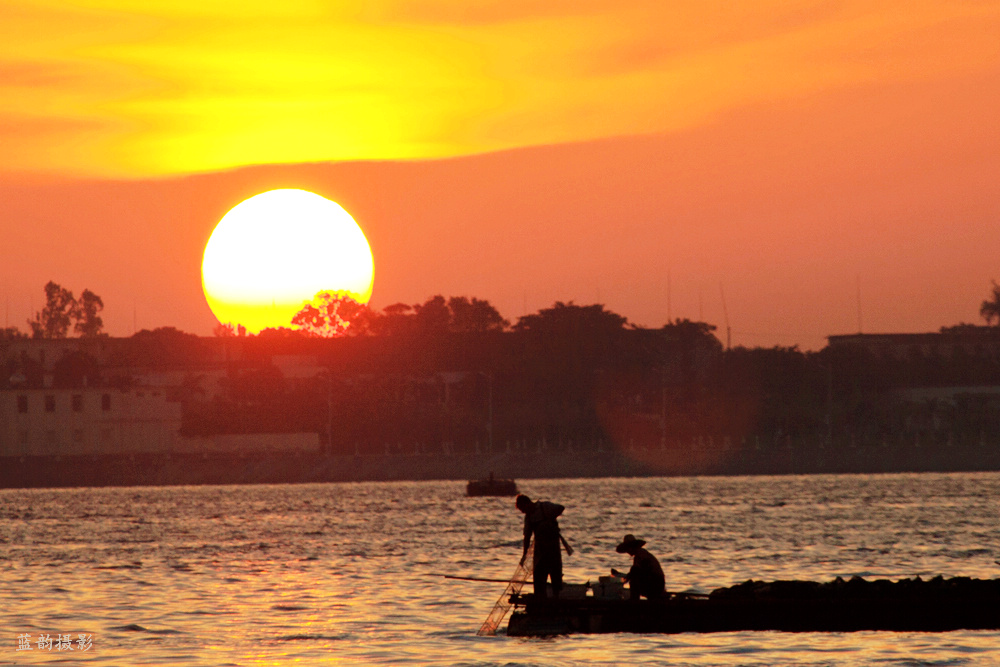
[477,542,532,636]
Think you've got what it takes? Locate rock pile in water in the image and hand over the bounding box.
[709,575,1000,601]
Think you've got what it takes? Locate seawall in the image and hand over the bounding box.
[4,444,1000,489]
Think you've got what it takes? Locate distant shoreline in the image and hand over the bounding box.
[3,446,1000,489]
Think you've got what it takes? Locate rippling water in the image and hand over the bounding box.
[2,473,1000,665]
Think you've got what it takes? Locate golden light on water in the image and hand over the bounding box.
[201,189,374,333]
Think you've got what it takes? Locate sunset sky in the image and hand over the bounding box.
[2,0,999,348]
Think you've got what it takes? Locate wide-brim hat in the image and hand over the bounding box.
[616,534,646,553]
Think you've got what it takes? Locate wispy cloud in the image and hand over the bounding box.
[1,0,997,176]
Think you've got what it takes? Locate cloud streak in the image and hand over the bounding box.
[0,0,998,177]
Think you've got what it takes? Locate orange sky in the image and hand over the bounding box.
[2,1,999,348]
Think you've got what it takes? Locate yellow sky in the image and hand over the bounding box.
[3,0,998,178]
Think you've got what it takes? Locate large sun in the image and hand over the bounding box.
[201,189,374,333]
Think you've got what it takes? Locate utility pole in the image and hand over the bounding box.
[719,284,731,349]
[825,363,833,448]
[327,371,333,454]
[487,373,493,452]
[856,275,863,333]
[660,380,667,448]
[667,269,672,323]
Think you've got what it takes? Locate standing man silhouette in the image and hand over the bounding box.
[516,494,571,599]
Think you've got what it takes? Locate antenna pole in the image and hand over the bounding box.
[667,269,672,324]
[719,284,731,349]
[856,275,862,333]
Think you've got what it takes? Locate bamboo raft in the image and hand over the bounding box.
[505,575,1000,636]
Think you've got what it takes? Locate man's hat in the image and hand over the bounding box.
[616,534,647,553]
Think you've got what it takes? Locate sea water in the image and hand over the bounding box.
[2,473,1000,666]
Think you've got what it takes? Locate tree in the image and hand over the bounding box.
[413,295,451,334]
[372,302,416,336]
[214,322,246,337]
[448,296,509,333]
[292,291,368,337]
[981,281,1000,325]
[28,281,76,338]
[27,282,106,338]
[74,289,105,337]
[660,319,722,355]
[514,301,629,337]
[127,327,210,368]
[0,327,27,340]
[353,295,508,337]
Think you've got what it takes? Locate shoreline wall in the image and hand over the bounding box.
[3,444,1000,489]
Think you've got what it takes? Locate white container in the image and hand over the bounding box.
[592,576,626,600]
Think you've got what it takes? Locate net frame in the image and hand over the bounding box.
[477,542,533,636]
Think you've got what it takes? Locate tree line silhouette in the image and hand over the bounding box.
[6,283,1000,461]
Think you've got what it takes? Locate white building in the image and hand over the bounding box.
[0,387,182,457]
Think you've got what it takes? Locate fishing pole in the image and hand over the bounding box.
[439,574,534,584]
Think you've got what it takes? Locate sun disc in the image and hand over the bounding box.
[201,189,374,333]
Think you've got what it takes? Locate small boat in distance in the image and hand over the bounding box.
[466,473,519,497]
